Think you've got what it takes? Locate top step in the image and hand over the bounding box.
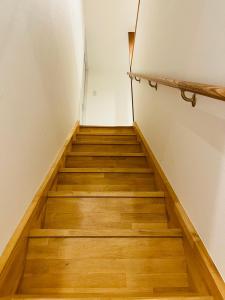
[78,132,136,136]
[79,126,135,134]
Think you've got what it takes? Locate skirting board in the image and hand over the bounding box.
[0,121,80,295]
[133,122,225,300]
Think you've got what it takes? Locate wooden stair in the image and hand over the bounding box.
[5,297,214,300]
[6,126,217,299]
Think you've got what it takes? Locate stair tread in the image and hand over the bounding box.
[79,125,134,128]
[67,152,146,157]
[72,145,142,153]
[56,171,155,191]
[48,191,165,198]
[74,141,140,145]
[59,168,153,173]
[44,196,167,230]
[29,228,182,238]
[18,237,189,294]
[76,136,137,144]
[77,132,137,136]
[54,186,156,192]
[10,296,214,300]
[65,155,149,169]
[78,126,135,133]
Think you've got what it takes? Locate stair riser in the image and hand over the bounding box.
[76,135,138,143]
[56,173,154,185]
[71,144,142,153]
[79,127,135,134]
[65,156,148,168]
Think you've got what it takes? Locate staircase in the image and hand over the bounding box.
[14,126,213,299]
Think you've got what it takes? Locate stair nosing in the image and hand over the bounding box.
[77,132,137,136]
[59,168,153,174]
[47,191,165,198]
[11,295,214,300]
[73,141,140,145]
[79,125,134,128]
[66,152,146,157]
[28,228,183,238]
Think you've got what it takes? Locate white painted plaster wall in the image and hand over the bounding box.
[0,0,85,254]
[132,0,225,279]
[83,0,137,125]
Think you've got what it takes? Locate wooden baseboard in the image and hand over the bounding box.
[133,122,225,300]
[0,121,80,295]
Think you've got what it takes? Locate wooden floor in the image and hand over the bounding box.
[15,126,213,299]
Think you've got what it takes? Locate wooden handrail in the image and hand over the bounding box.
[130,0,141,68]
[128,72,225,107]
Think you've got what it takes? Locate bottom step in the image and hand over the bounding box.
[19,236,191,295]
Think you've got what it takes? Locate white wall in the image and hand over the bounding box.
[85,70,132,125]
[0,0,85,254]
[83,0,137,126]
[132,0,225,279]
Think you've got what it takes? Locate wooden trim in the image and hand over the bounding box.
[77,132,136,136]
[80,125,133,128]
[48,191,165,198]
[67,152,146,157]
[130,0,141,68]
[4,296,215,300]
[28,228,183,238]
[0,121,80,295]
[73,140,139,145]
[128,32,135,67]
[133,122,225,300]
[59,167,153,174]
[129,72,225,103]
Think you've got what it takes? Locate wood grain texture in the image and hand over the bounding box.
[3,124,223,298]
[56,171,155,184]
[71,144,142,153]
[28,229,183,238]
[78,131,136,136]
[66,155,148,168]
[79,126,135,134]
[128,32,135,66]
[54,171,156,192]
[47,191,165,198]
[16,125,193,297]
[18,237,188,295]
[76,135,137,143]
[6,297,215,300]
[129,72,225,103]
[44,197,167,230]
[74,141,140,145]
[54,184,156,192]
[59,168,153,173]
[67,151,146,156]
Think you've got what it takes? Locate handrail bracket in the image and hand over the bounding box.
[181,90,196,107]
[129,74,133,80]
[148,80,158,91]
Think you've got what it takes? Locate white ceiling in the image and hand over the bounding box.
[83,0,138,72]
